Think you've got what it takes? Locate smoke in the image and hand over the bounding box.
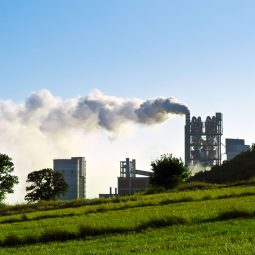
[0,89,189,203]
[189,163,206,175]
[0,89,189,133]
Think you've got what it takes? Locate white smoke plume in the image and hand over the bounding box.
[0,89,189,133]
[0,89,189,203]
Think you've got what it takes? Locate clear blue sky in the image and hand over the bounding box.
[0,0,255,201]
[1,0,255,99]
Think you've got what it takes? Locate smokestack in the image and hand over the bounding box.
[185,110,191,166]
[185,111,190,126]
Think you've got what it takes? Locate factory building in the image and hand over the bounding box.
[99,158,151,197]
[118,158,150,195]
[226,139,250,161]
[185,112,223,167]
[53,157,86,200]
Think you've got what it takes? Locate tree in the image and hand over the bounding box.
[25,168,68,202]
[150,154,190,189]
[0,154,19,201]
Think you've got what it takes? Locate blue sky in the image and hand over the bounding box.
[1,0,255,100]
[0,1,255,201]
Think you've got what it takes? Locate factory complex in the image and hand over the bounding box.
[53,112,250,200]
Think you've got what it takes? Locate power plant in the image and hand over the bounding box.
[98,111,252,197]
[48,112,250,199]
[185,112,223,167]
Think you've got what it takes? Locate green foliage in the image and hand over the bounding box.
[143,186,166,195]
[0,154,19,201]
[25,168,68,202]
[190,148,255,184]
[174,181,222,191]
[150,154,190,189]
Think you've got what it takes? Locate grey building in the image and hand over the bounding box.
[226,139,250,161]
[53,157,86,200]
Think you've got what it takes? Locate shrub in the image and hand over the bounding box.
[150,154,190,189]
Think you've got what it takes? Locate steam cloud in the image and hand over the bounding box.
[0,89,189,133]
[0,89,189,203]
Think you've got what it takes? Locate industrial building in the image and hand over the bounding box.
[226,139,250,161]
[53,157,86,200]
[118,158,150,195]
[185,112,223,167]
[99,158,151,197]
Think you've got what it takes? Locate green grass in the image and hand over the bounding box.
[1,218,255,254]
[0,182,253,216]
[0,184,255,253]
[1,184,255,224]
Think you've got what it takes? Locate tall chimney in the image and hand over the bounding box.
[185,111,191,165]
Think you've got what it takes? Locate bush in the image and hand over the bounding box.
[150,154,190,189]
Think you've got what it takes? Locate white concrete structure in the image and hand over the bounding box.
[53,157,86,200]
[226,139,250,161]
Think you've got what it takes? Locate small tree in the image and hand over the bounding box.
[25,168,68,202]
[0,154,19,201]
[150,154,190,189]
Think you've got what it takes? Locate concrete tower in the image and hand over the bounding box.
[53,157,86,200]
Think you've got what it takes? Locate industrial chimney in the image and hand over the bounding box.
[185,111,191,165]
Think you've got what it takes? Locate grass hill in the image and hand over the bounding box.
[189,147,255,184]
[0,183,255,254]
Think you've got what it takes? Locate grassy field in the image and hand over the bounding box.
[0,184,255,254]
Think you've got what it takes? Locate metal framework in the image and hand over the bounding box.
[119,158,151,195]
[185,112,223,167]
[120,158,136,178]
